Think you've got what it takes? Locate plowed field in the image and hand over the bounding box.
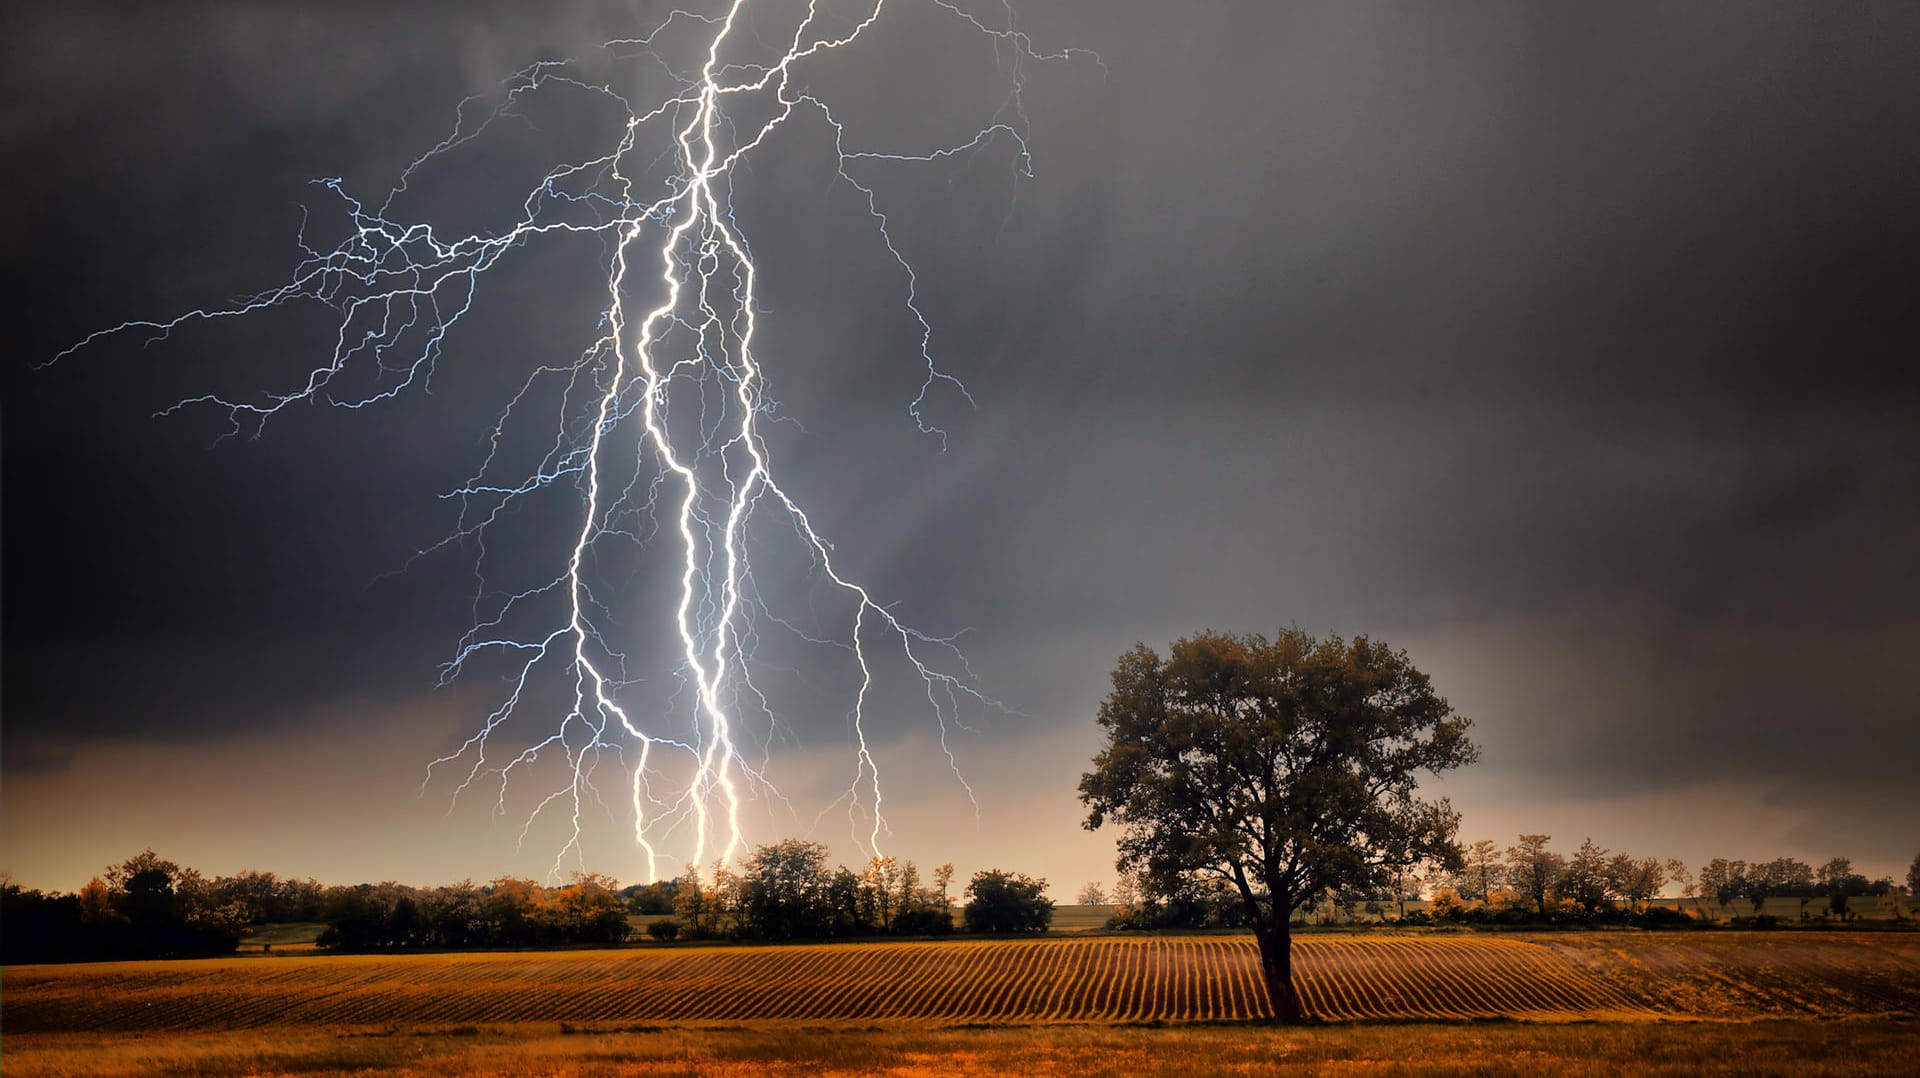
[5,933,1916,1033]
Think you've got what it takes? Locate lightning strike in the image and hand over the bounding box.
[55,1,1094,881]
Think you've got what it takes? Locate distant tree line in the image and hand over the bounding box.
[314,874,632,950]
[1,850,324,963]
[1,841,1056,963]
[1091,838,1915,930]
[9,841,1907,964]
[643,840,1051,942]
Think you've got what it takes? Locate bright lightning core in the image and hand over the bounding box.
[56,2,1092,881]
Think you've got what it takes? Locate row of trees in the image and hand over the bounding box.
[0,843,1058,962]
[316,875,631,950]
[0,851,324,963]
[1428,840,1907,923]
[662,840,1052,941]
[1695,856,1901,920]
[1080,840,1914,928]
[1420,839,1909,924]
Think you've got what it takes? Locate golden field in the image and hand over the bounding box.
[4,932,1917,1076]
[6,1020,1920,1077]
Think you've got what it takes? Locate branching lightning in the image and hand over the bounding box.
[55,1,1094,880]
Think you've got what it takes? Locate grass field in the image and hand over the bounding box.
[1049,904,1116,932]
[5,932,1916,1075]
[6,1019,1918,1077]
[234,921,326,952]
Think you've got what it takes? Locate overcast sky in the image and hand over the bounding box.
[5,0,1917,893]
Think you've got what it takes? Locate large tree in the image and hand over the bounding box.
[1079,629,1477,1021]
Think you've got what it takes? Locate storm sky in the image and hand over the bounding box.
[5,0,1918,893]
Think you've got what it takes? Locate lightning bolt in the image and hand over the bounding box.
[52,0,1094,882]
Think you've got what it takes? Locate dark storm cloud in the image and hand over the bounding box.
[5,1,1917,876]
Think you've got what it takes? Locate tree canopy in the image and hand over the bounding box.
[1080,629,1476,1020]
[962,870,1053,933]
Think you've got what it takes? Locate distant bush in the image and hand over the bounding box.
[646,920,680,942]
[891,906,955,936]
[1634,906,1693,927]
[963,870,1052,933]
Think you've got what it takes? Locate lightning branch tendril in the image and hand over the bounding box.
[54,1,1095,882]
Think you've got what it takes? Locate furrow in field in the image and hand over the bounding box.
[1226,938,1268,1019]
[808,943,895,1020]
[936,944,1006,1020]
[734,948,826,1020]
[1056,941,1092,1020]
[944,943,1002,1020]
[890,943,965,1020]
[1034,941,1075,1021]
[1419,939,1517,1018]
[1088,940,1123,1020]
[700,951,798,1021]
[1007,941,1054,1019]
[1320,937,1382,1014]
[689,951,790,1020]
[9,933,1912,1029]
[1343,938,1432,1018]
[1039,940,1084,1021]
[1382,938,1482,1019]
[1107,940,1139,1021]
[1300,939,1368,1019]
[971,941,1031,1019]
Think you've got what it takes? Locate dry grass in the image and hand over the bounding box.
[4,1019,1917,1077]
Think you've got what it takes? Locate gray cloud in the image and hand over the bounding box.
[5,1,1917,881]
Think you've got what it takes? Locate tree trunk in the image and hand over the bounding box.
[1254,922,1303,1022]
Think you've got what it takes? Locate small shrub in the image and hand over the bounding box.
[646,920,680,942]
[891,907,953,936]
[1635,906,1693,928]
[963,870,1052,934]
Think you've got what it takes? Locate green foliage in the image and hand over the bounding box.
[740,840,835,940]
[963,870,1053,933]
[656,842,966,942]
[622,878,680,916]
[1507,835,1564,917]
[891,906,956,936]
[1560,839,1613,912]
[314,873,632,951]
[1106,870,1250,930]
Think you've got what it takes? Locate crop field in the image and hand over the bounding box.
[6,934,1918,1077]
[6,932,1916,1033]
